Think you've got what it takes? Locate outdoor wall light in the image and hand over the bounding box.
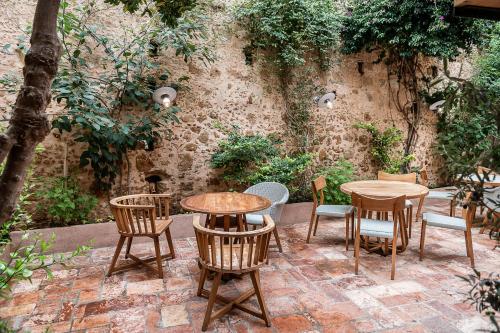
[429,100,445,111]
[315,92,336,109]
[153,86,177,108]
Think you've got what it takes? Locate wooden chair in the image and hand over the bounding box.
[419,167,457,217]
[420,195,476,267]
[107,194,175,278]
[377,171,419,238]
[307,176,355,250]
[351,192,406,280]
[193,214,274,331]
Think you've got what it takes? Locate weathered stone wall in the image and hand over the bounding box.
[0,0,449,214]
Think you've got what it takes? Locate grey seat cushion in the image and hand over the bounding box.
[316,205,354,217]
[427,191,455,200]
[356,218,397,238]
[405,199,413,208]
[245,214,265,225]
[423,212,466,231]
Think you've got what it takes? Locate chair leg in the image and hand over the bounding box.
[466,229,475,268]
[450,199,456,217]
[407,207,413,238]
[419,221,427,261]
[351,213,355,241]
[354,230,360,275]
[125,237,133,259]
[250,270,271,327]
[306,211,316,243]
[313,215,320,236]
[202,272,222,331]
[391,232,398,280]
[153,236,164,279]
[464,231,471,258]
[273,227,283,252]
[107,235,126,277]
[165,228,175,259]
[384,238,389,255]
[197,267,208,297]
[345,214,349,251]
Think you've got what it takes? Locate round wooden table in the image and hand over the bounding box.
[180,192,271,231]
[340,180,429,252]
[459,174,500,187]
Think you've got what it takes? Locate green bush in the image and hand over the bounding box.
[233,0,342,70]
[210,129,313,196]
[315,160,354,205]
[36,177,98,225]
[354,122,414,174]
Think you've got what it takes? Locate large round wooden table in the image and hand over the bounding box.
[340,180,429,252]
[180,192,271,231]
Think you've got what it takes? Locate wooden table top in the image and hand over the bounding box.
[180,192,271,215]
[340,180,429,199]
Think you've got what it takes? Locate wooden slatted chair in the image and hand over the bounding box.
[377,171,419,238]
[193,214,274,331]
[307,176,355,250]
[351,192,406,280]
[107,194,175,278]
[419,167,457,217]
[420,195,476,267]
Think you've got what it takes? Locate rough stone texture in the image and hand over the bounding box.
[0,0,467,213]
[1,200,498,332]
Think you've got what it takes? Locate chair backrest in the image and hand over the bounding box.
[378,171,417,184]
[244,182,289,215]
[419,167,429,187]
[110,194,171,236]
[311,176,327,206]
[193,214,275,273]
[351,192,406,214]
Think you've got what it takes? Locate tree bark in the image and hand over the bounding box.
[0,0,62,226]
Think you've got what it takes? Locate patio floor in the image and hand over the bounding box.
[1,199,498,333]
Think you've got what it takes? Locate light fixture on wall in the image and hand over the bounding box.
[429,100,445,111]
[153,86,177,108]
[314,92,336,109]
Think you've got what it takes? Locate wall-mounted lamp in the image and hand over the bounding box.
[429,100,445,111]
[314,92,336,109]
[153,86,177,108]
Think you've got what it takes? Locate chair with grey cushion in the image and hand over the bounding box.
[244,182,289,252]
[306,176,355,250]
[420,195,476,268]
[419,167,457,217]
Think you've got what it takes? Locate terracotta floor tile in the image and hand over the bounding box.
[271,314,313,333]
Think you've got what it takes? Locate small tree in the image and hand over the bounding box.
[342,0,486,167]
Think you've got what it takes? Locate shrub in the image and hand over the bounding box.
[354,122,414,174]
[36,176,98,225]
[315,160,354,205]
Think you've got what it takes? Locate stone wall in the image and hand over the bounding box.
[0,0,447,214]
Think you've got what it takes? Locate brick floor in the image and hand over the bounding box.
[2,199,498,332]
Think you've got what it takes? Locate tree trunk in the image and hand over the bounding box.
[0,0,62,226]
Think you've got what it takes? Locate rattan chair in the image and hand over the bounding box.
[193,214,274,331]
[244,182,289,252]
[351,192,406,280]
[306,176,354,250]
[107,194,175,278]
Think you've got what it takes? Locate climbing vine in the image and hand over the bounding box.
[234,0,342,151]
[49,0,214,191]
[342,0,487,169]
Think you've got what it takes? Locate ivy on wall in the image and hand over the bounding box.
[341,0,487,169]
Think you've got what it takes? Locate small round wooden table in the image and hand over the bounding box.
[340,180,429,252]
[180,192,271,231]
[459,174,500,187]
